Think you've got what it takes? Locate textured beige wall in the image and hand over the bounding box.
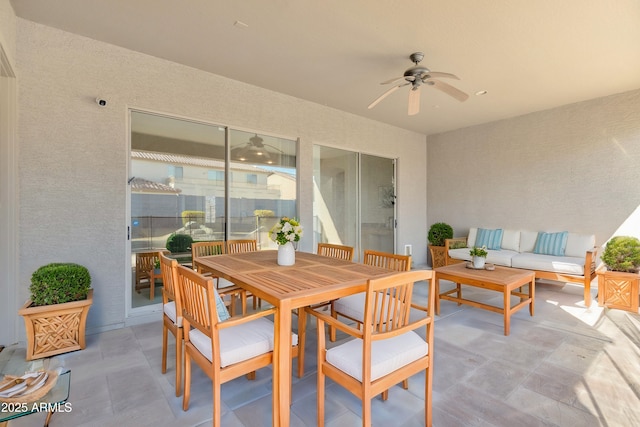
[427,89,640,250]
[15,19,427,333]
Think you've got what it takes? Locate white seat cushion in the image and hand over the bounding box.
[326,330,428,382]
[448,248,518,267]
[163,301,182,327]
[333,293,367,321]
[189,317,298,368]
[511,252,585,275]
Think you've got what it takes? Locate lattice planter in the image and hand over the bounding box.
[597,268,639,313]
[19,289,93,360]
[429,245,447,269]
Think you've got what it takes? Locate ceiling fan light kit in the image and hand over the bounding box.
[231,134,284,165]
[368,52,469,115]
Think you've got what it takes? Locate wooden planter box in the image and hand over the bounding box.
[429,245,447,269]
[18,289,93,360]
[597,268,639,313]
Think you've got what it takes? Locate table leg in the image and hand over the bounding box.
[529,279,535,316]
[44,410,54,427]
[272,302,292,427]
[456,282,462,306]
[435,277,440,315]
[503,287,511,336]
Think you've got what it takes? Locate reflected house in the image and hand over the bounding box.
[130,151,296,249]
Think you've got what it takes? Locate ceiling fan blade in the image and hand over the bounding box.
[408,86,421,116]
[429,79,469,102]
[422,71,460,80]
[367,83,409,110]
[380,76,406,85]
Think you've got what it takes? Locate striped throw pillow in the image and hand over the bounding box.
[475,228,503,250]
[533,231,568,256]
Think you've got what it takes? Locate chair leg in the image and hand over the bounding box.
[297,308,306,378]
[175,328,183,397]
[213,382,221,427]
[161,324,168,374]
[246,371,256,380]
[182,353,191,411]
[402,379,408,390]
[381,390,388,401]
[362,396,372,427]
[329,302,337,342]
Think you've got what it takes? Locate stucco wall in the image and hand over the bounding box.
[15,19,427,334]
[427,89,640,250]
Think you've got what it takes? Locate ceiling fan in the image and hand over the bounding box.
[368,52,469,116]
[231,134,284,165]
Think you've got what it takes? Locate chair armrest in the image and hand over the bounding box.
[445,237,467,251]
[306,307,363,339]
[218,307,277,329]
[585,247,598,276]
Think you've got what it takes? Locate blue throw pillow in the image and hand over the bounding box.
[475,228,503,250]
[213,287,231,322]
[533,231,568,256]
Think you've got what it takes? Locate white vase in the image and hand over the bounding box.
[277,242,295,266]
[473,256,486,269]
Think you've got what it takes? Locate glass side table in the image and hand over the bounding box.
[0,368,70,427]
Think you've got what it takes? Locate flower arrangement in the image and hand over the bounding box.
[469,245,488,258]
[270,217,303,246]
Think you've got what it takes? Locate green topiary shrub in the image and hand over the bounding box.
[601,236,640,273]
[29,263,92,306]
[166,233,194,253]
[428,222,454,246]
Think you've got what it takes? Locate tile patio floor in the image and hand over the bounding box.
[3,278,640,426]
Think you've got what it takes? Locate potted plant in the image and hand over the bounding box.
[597,236,640,312]
[428,222,453,268]
[18,263,93,360]
[469,245,488,269]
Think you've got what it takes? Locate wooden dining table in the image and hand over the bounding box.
[195,250,395,427]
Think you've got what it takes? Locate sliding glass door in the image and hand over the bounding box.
[129,111,297,309]
[313,146,395,261]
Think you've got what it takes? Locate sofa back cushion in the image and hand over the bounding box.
[501,230,520,252]
[565,233,596,257]
[534,231,569,256]
[519,230,539,253]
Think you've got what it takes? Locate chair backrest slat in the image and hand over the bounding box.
[317,243,355,261]
[363,250,411,272]
[160,253,180,306]
[226,239,257,254]
[177,265,217,338]
[365,271,428,335]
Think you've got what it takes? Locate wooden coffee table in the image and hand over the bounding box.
[435,263,535,335]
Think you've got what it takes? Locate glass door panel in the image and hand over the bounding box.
[312,146,358,254]
[228,130,297,250]
[313,146,395,261]
[130,111,225,308]
[360,154,395,254]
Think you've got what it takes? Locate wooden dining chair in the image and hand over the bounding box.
[297,243,355,378]
[330,250,411,341]
[159,253,183,397]
[307,269,435,427]
[226,239,260,310]
[177,265,299,427]
[191,241,243,316]
[135,250,168,300]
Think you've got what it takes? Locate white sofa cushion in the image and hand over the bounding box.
[511,252,585,275]
[189,317,298,367]
[519,230,539,253]
[501,230,521,252]
[448,248,518,267]
[565,233,595,257]
[467,227,478,248]
[326,330,428,382]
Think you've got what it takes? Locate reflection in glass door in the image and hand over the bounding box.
[360,153,396,255]
[313,146,395,261]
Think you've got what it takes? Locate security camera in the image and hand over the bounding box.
[96,97,107,107]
